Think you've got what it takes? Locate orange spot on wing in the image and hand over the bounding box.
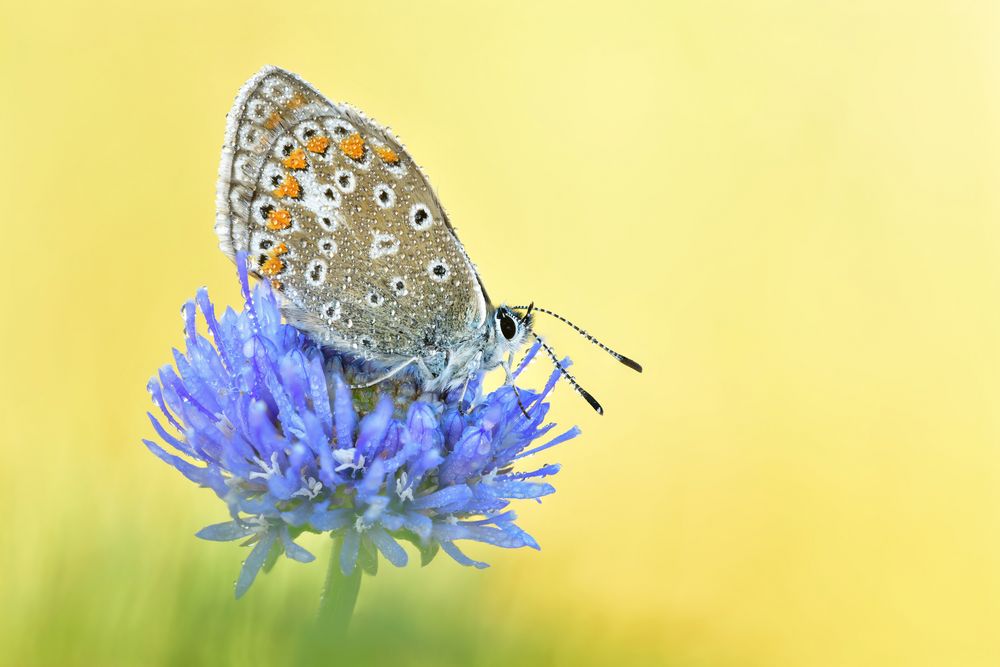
[374,145,400,165]
[272,242,289,255]
[272,175,300,199]
[265,111,282,130]
[270,279,283,290]
[281,148,307,170]
[306,135,330,154]
[339,132,366,160]
[261,257,284,277]
[266,209,292,230]
[286,93,307,109]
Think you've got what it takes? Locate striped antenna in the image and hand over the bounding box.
[512,306,642,372]
[530,332,603,415]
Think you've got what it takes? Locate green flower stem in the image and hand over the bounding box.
[316,533,362,638]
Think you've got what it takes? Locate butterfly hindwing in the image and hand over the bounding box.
[216,66,488,364]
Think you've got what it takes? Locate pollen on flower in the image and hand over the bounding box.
[272,175,300,199]
[374,145,399,164]
[281,148,307,170]
[249,452,281,480]
[266,208,292,231]
[306,135,330,154]
[339,132,366,160]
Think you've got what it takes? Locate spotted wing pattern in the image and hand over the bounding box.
[216,66,488,363]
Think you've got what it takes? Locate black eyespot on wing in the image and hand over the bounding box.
[260,204,275,218]
[433,264,446,277]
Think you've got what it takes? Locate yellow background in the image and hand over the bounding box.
[2,1,999,665]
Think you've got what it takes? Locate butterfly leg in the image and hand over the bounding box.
[457,351,485,415]
[501,354,531,419]
[348,357,420,389]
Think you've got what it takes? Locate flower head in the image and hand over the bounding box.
[144,254,579,597]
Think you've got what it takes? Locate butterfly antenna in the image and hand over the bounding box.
[513,306,642,372]
[511,382,531,419]
[530,332,603,415]
[520,302,535,323]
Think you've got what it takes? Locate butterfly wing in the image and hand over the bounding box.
[216,66,488,364]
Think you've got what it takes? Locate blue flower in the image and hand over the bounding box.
[143,254,579,597]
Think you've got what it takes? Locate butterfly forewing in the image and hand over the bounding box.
[216,67,488,364]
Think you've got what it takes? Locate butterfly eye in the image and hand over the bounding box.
[498,311,518,341]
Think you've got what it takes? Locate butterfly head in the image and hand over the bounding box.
[490,303,534,359]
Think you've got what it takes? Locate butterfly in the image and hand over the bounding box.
[215,66,640,414]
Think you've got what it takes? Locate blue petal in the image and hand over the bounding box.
[440,541,489,569]
[515,425,581,460]
[411,484,473,510]
[355,394,394,462]
[439,426,493,486]
[512,340,542,378]
[307,508,354,532]
[340,530,361,576]
[235,529,276,598]
[196,520,256,542]
[487,480,556,500]
[143,439,226,495]
[368,527,408,567]
[279,526,316,563]
[332,372,357,448]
